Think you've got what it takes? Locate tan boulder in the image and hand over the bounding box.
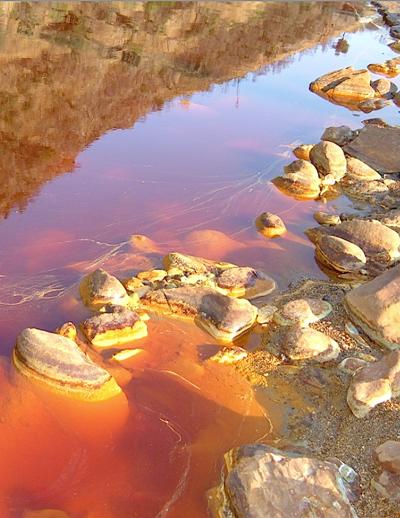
[315,234,366,273]
[208,444,359,518]
[273,159,320,199]
[368,58,400,78]
[347,349,400,417]
[310,141,347,180]
[255,212,286,238]
[216,267,276,299]
[345,265,400,349]
[310,66,375,100]
[79,268,130,310]
[13,328,121,400]
[345,157,382,181]
[313,211,341,226]
[293,144,313,161]
[274,298,332,326]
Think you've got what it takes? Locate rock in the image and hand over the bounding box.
[328,219,400,261]
[321,125,355,146]
[362,117,389,128]
[216,267,276,299]
[394,92,400,107]
[314,211,341,226]
[256,304,278,325]
[163,252,234,275]
[209,346,248,364]
[208,444,358,518]
[371,78,397,98]
[255,212,286,238]
[142,287,258,342]
[390,25,400,39]
[347,349,400,417]
[376,441,400,473]
[384,12,400,26]
[137,269,167,282]
[339,357,369,374]
[293,144,313,161]
[79,268,130,310]
[13,328,121,400]
[56,322,77,341]
[343,124,400,174]
[358,98,390,113]
[315,234,366,273]
[273,159,321,199]
[372,469,400,501]
[389,40,400,52]
[272,324,339,362]
[341,179,389,201]
[274,298,332,326]
[368,58,400,77]
[345,265,400,349]
[310,66,375,100]
[345,157,382,181]
[371,209,400,232]
[81,309,148,348]
[310,141,347,180]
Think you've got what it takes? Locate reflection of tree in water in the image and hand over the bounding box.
[0,1,365,218]
[334,33,350,54]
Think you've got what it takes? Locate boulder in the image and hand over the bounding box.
[163,252,234,275]
[310,66,375,100]
[368,58,400,77]
[376,441,400,473]
[142,286,258,342]
[208,444,359,518]
[271,324,340,362]
[347,349,400,417]
[321,126,355,146]
[273,159,321,199]
[345,265,400,349]
[358,98,390,113]
[256,304,278,325]
[137,269,167,282]
[310,141,347,180]
[255,212,286,238]
[339,357,369,374]
[345,157,382,181]
[79,268,130,310]
[341,179,389,201]
[315,234,366,273]
[81,309,148,348]
[13,328,121,400]
[343,124,400,174]
[371,78,397,98]
[293,144,313,161]
[274,298,332,326]
[216,267,276,299]
[313,211,341,226]
[371,209,400,232]
[390,25,400,39]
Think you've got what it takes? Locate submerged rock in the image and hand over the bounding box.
[315,234,367,273]
[368,58,400,77]
[347,349,400,417]
[255,212,286,238]
[310,66,375,101]
[271,324,339,362]
[79,268,130,310]
[310,141,347,181]
[274,159,320,199]
[142,286,257,342]
[274,298,332,326]
[13,328,121,400]
[208,444,358,518]
[209,346,248,364]
[343,124,400,174]
[81,309,148,348]
[345,265,400,350]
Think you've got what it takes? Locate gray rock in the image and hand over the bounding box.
[321,125,355,146]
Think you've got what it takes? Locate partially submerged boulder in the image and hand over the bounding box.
[255,212,286,238]
[345,265,400,349]
[81,309,148,348]
[13,328,121,400]
[345,157,382,182]
[313,211,341,226]
[216,267,276,299]
[343,124,400,174]
[142,286,258,342]
[310,66,375,101]
[79,268,130,310]
[273,159,320,199]
[315,234,367,273]
[293,144,313,161]
[208,444,359,518]
[347,349,400,417]
[321,125,355,146]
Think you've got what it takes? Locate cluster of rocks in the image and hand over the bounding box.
[310,65,399,112]
[274,122,400,207]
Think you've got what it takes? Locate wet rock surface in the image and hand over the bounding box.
[310,66,375,102]
[315,234,367,273]
[79,268,130,310]
[273,159,321,199]
[208,444,359,518]
[14,328,120,400]
[310,140,347,180]
[255,212,286,238]
[274,298,332,326]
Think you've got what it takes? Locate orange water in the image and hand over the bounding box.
[0,2,399,516]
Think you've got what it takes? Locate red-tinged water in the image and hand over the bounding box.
[0,2,399,517]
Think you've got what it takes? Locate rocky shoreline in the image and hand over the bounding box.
[7,2,400,517]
